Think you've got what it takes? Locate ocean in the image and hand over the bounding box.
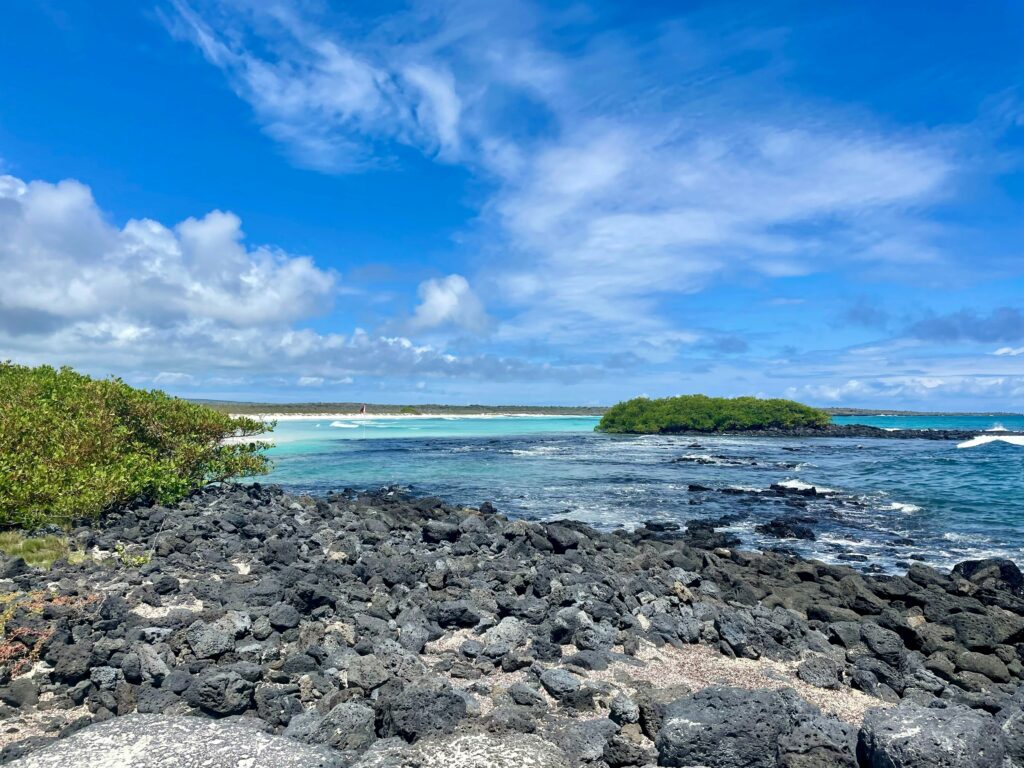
[257,413,1024,572]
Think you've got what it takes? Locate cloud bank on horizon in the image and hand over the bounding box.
[1,1,1023,407]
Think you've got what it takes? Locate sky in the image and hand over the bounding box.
[1,1,1023,409]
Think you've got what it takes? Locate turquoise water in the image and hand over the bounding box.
[259,414,1024,571]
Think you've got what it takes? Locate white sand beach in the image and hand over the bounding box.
[233,412,596,421]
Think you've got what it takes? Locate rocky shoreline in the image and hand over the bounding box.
[664,424,1023,440]
[1,484,1023,766]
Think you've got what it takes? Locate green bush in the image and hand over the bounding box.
[0,363,272,528]
[399,406,420,415]
[596,394,830,434]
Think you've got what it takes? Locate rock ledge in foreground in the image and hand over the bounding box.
[6,714,343,768]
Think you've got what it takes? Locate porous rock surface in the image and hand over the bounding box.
[5,714,343,767]
[0,483,1023,767]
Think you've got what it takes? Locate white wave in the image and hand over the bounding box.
[987,423,1009,432]
[677,454,750,466]
[776,478,837,494]
[329,421,360,428]
[942,531,990,544]
[510,446,561,456]
[815,534,884,549]
[957,435,1024,449]
[884,502,921,514]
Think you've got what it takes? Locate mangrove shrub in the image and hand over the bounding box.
[596,394,830,434]
[0,363,272,528]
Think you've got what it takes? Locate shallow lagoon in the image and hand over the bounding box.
[260,414,1024,571]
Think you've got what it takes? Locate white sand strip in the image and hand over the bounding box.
[232,412,597,421]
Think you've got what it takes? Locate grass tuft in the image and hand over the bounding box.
[0,531,70,569]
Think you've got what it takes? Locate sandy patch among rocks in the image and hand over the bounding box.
[601,641,887,724]
[0,706,89,751]
[427,630,885,725]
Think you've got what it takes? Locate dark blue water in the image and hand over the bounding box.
[259,415,1024,572]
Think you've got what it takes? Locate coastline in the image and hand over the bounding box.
[235,412,601,421]
[2,483,1023,766]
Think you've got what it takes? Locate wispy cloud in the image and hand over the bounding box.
[169,0,962,354]
[789,375,1024,404]
[167,0,465,172]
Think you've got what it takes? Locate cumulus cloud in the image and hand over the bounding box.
[409,275,489,333]
[907,307,1024,343]
[0,172,582,388]
[0,174,336,333]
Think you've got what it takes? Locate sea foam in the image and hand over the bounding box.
[957,435,1024,449]
[776,478,837,494]
[884,501,922,514]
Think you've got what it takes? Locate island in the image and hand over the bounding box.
[597,395,832,434]
[595,395,1019,440]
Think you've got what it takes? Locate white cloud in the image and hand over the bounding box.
[788,375,1024,403]
[402,64,462,158]
[169,0,466,171]
[0,174,335,331]
[409,274,489,333]
[994,346,1024,356]
[153,371,196,386]
[489,124,951,344]
[0,172,582,387]
[169,1,961,351]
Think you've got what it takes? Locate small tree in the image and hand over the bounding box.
[0,363,273,528]
[596,394,830,434]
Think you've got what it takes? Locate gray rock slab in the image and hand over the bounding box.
[7,714,345,768]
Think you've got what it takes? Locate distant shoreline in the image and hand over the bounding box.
[199,400,606,417]
[233,412,601,421]
[196,399,1022,419]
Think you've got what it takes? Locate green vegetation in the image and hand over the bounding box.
[0,532,70,569]
[114,542,151,568]
[0,363,272,529]
[399,406,421,415]
[596,395,831,434]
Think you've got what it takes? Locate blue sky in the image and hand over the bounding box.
[1,1,1023,408]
